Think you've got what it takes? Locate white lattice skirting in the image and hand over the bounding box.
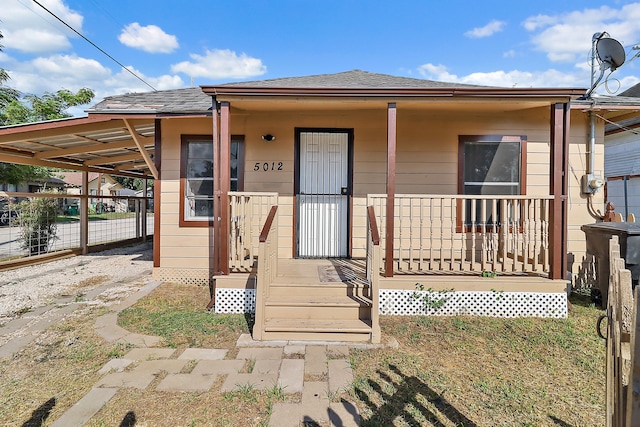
[213,288,567,318]
[215,288,256,314]
[380,289,568,318]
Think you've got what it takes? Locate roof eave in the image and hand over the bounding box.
[201,86,587,99]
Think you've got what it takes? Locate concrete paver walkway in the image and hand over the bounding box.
[0,280,398,426]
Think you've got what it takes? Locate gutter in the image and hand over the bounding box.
[201,85,586,99]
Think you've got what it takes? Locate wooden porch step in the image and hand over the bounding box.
[264,318,372,333]
[262,318,373,341]
[268,282,370,298]
[265,295,371,307]
[264,294,371,320]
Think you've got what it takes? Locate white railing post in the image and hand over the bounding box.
[366,194,552,276]
[228,192,278,272]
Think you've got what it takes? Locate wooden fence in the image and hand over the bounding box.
[602,235,639,426]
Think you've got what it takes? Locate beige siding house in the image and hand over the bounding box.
[2,70,637,342]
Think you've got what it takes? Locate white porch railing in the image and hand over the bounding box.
[253,205,279,341]
[367,194,553,275]
[366,206,381,343]
[229,192,278,271]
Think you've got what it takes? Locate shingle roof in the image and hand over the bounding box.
[88,87,212,114]
[59,172,101,186]
[620,82,640,98]
[87,70,486,114]
[217,69,486,89]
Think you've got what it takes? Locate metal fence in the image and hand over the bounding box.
[0,192,153,262]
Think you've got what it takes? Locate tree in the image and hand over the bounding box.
[114,176,154,191]
[1,87,95,125]
[0,30,95,185]
[0,33,19,112]
[0,164,51,186]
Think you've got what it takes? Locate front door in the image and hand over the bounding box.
[296,129,351,257]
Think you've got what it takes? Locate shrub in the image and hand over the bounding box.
[16,198,58,255]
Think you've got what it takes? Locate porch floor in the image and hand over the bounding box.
[222,258,565,294]
[274,258,368,286]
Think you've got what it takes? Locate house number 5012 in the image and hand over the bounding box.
[253,162,283,171]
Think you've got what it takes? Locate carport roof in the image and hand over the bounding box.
[0,115,158,178]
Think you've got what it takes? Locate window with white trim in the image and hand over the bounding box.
[181,135,244,225]
[184,138,214,221]
[458,135,526,227]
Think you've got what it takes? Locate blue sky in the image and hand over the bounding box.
[2,0,640,114]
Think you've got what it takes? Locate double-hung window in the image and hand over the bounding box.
[458,135,526,227]
[180,135,244,226]
[183,137,214,222]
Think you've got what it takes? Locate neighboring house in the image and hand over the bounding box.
[604,83,640,221]
[0,176,66,211]
[1,70,639,343]
[0,176,66,194]
[61,172,124,212]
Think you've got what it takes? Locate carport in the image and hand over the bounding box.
[0,115,158,263]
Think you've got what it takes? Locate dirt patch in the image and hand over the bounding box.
[75,275,110,290]
[0,241,153,324]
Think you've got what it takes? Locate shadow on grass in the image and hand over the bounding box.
[355,364,477,426]
[21,397,55,427]
[119,411,136,427]
[549,415,575,426]
[569,291,600,309]
[244,312,256,332]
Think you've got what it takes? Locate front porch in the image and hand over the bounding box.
[213,192,569,343]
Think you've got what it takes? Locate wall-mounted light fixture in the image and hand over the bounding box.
[261,134,276,142]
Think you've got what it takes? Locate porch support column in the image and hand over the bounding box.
[153,119,161,267]
[385,102,397,277]
[216,101,231,275]
[142,178,148,242]
[212,101,221,275]
[80,170,89,254]
[219,102,231,274]
[549,102,570,280]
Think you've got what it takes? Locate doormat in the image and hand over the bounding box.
[317,265,357,283]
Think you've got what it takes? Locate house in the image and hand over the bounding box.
[604,83,640,221]
[62,172,124,212]
[1,70,637,343]
[0,176,66,214]
[0,176,66,194]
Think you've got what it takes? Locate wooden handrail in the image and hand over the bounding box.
[367,194,551,276]
[367,205,380,245]
[259,205,278,243]
[366,205,382,343]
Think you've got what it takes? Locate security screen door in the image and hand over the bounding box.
[297,130,350,257]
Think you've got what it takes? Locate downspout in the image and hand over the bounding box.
[586,105,605,220]
[589,108,596,177]
[624,175,629,218]
[584,32,607,219]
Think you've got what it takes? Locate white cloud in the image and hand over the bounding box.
[104,66,184,93]
[417,63,587,88]
[465,20,506,38]
[5,54,184,99]
[2,0,83,53]
[417,64,460,83]
[118,23,179,54]
[171,49,266,79]
[523,14,558,32]
[523,4,640,63]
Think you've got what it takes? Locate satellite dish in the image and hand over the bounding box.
[596,37,626,71]
[583,33,626,98]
